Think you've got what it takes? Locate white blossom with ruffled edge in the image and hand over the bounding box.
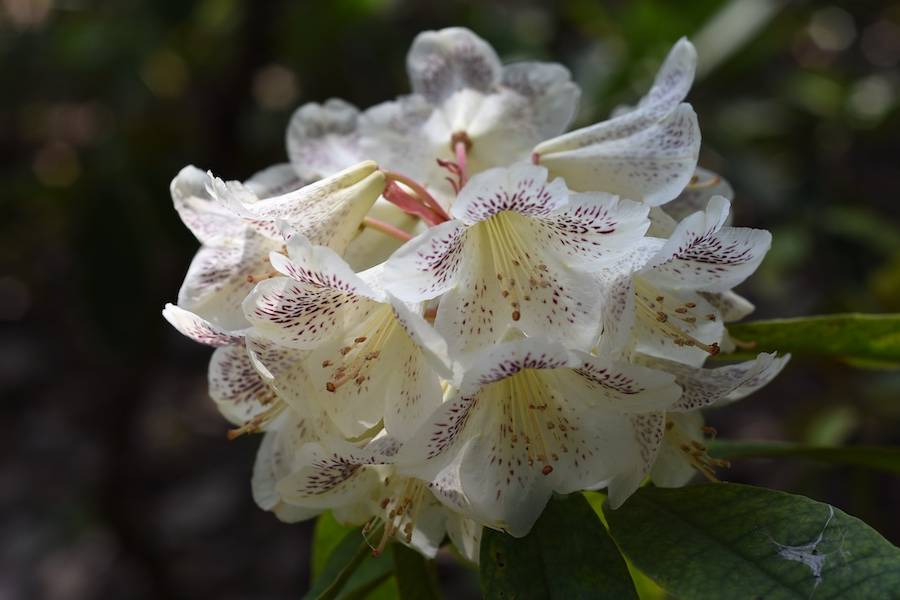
[382,164,650,360]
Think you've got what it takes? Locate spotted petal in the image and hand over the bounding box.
[286,99,364,180]
[500,61,580,142]
[407,27,501,103]
[534,104,700,206]
[162,303,243,346]
[605,412,666,508]
[646,196,772,293]
[208,161,385,252]
[645,352,790,411]
[252,411,322,523]
[209,343,282,426]
[243,243,382,350]
[171,165,246,245]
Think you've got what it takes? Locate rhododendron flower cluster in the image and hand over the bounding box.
[164,28,787,561]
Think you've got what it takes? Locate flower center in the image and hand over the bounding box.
[320,306,397,395]
[666,419,729,481]
[478,211,552,323]
[366,476,430,554]
[634,279,720,355]
[487,368,575,476]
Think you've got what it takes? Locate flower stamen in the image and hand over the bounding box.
[635,281,720,355]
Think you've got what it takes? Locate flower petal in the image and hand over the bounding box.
[162,303,243,346]
[563,351,681,413]
[657,167,733,233]
[446,513,482,564]
[500,61,580,141]
[381,219,470,302]
[177,229,276,331]
[702,290,755,322]
[243,276,381,350]
[450,164,568,223]
[209,343,280,426]
[593,238,665,358]
[275,441,385,511]
[605,412,666,509]
[535,103,701,206]
[534,192,650,267]
[647,196,772,293]
[171,165,246,245]
[406,27,501,103]
[456,433,550,537]
[208,161,386,252]
[286,99,364,180]
[252,412,323,523]
[649,411,705,488]
[620,37,697,122]
[646,352,790,411]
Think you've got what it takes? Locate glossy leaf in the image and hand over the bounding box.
[712,439,900,475]
[726,314,900,363]
[606,483,900,599]
[480,493,638,599]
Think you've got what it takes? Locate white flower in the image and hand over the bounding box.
[391,336,681,534]
[162,27,788,556]
[254,420,482,560]
[533,38,700,206]
[287,28,580,205]
[382,164,649,359]
[170,163,307,331]
[600,196,772,367]
[208,160,386,253]
[242,232,454,440]
[645,351,790,486]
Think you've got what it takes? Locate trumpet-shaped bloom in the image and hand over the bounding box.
[383,164,649,358]
[645,352,789,486]
[287,28,579,204]
[393,337,681,535]
[598,196,771,367]
[171,164,306,331]
[533,38,700,206]
[242,233,453,439]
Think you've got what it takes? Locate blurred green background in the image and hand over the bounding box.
[2,0,900,598]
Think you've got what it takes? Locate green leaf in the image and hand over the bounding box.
[480,493,638,599]
[606,483,900,600]
[311,512,355,579]
[304,525,394,600]
[712,439,900,475]
[726,313,900,363]
[393,543,441,599]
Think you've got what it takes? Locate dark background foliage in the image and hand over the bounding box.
[2,0,899,598]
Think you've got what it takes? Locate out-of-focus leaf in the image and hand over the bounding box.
[304,526,394,600]
[606,483,900,599]
[480,493,638,599]
[312,512,355,579]
[727,314,900,363]
[712,439,900,474]
[393,543,441,599]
